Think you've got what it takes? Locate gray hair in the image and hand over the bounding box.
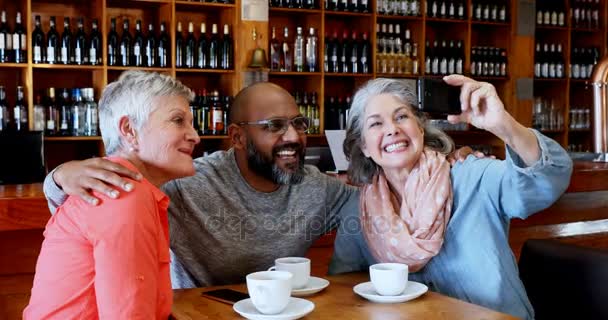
[99,71,194,154]
[344,78,455,185]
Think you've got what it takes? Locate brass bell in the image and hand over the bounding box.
[248,27,268,68]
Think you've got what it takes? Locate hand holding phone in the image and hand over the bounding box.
[417,77,462,116]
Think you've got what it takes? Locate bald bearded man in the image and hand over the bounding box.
[44,82,359,288]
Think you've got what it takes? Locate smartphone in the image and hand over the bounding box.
[417,77,462,116]
[201,288,250,305]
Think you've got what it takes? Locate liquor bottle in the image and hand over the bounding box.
[270,26,281,71]
[83,88,98,136]
[133,20,145,67]
[424,40,431,74]
[447,40,455,74]
[120,19,132,66]
[32,15,45,64]
[294,27,305,72]
[208,24,220,69]
[185,22,196,68]
[282,27,292,71]
[199,89,210,135]
[190,93,201,133]
[14,86,27,132]
[411,42,419,74]
[541,43,549,78]
[328,31,339,73]
[556,44,564,78]
[107,18,119,66]
[197,23,208,69]
[220,24,233,69]
[60,17,73,64]
[456,40,463,74]
[534,43,541,78]
[158,22,170,67]
[340,30,350,73]
[45,88,59,136]
[0,86,7,132]
[349,31,359,73]
[175,22,184,68]
[323,31,329,72]
[360,31,370,73]
[325,96,337,130]
[13,12,26,63]
[89,19,101,65]
[0,11,10,63]
[223,96,231,135]
[58,88,71,136]
[348,0,358,12]
[499,48,507,77]
[145,23,157,67]
[431,40,439,74]
[359,0,369,13]
[210,90,224,135]
[33,95,46,132]
[71,88,86,136]
[311,92,320,133]
[74,17,87,65]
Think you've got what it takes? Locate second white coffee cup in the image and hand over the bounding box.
[268,257,311,289]
[369,263,409,296]
[246,271,292,315]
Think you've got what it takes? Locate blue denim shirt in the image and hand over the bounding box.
[329,130,573,320]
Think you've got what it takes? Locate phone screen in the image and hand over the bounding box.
[417,77,462,116]
[201,289,250,305]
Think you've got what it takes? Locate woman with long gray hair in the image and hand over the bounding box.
[24,71,200,319]
[329,75,572,319]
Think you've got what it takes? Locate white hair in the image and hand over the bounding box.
[99,71,194,155]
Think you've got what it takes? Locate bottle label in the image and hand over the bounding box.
[47,119,55,130]
[121,45,127,58]
[314,118,320,126]
[21,34,26,50]
[212,110,223,126]
[61,121,68,130]
[410,1,419,15]
[90,48,96,63]
[76,49,81,63]
[534,62,541,77]
[558,13,564,26]
[12,33,19,51]
[61,47,68,63]
[499,7,506,21]
[456,60,463,74]
[0,34,4,49]
[5,32,11,49]
[34,46,41,62]
[47,47,55,63]
[458,3,464,17]
[135,44,141,56]
[537,11,543,24]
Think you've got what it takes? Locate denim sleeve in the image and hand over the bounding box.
[480,129,573,219]
[42,167,68,215]
[170,250,199,289]
[328,195,376,275]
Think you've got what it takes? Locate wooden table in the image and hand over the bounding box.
[172,273,517,320]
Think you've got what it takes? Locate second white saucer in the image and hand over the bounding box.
[233,297,315,320]
[353,281,428,304]
[291,276,330,297]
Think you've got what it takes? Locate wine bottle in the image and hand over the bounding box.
[107,18,119,66]
[208,24,219,69]
[89,19,101,65]
[158,22,170,68]
[120,19,132,66]
[175,22,184,68]
[32,15,45,64]
[197,23,208,69]
[74,17,87,65]
[133,20,145,67]
[13,12,26,63]
[0,11,10,63]
[60,17,73,64]
[145,23,157,67]
[221,24,233,69]
[185,22,196,68]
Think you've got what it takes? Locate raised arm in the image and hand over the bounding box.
[43,158,141,212]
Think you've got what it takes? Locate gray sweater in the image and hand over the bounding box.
[44,149,359,288]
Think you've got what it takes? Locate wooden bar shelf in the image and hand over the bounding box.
[0,63,27,68]
[324,73,373,77]
[269,7,322,14]
[269,71,323,76]
[175,1,236,8]
[175,68,235,74]
[425,17,468,24]
[535,25,569,31]
[324,11,373,17]
[32,64,104,70]
[44,137,102,141]
[107,66,171,72]
[471,21,510,27]
[375,73,418,79]
[376,14,423,21]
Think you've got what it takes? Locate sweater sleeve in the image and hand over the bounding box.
[42,168,68,215]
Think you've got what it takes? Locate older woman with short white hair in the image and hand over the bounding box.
[24,71,200,319]
[329,75,573,319]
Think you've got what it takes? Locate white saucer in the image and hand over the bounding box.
[353,281,428,304]
[233,297,315,320]
[291,276,330,297]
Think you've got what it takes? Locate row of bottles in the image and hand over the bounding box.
[377,0,420,16]
[108,18,170,67]
[270,0,319,9]
[32,15,102,65]
[0,11,26,63]
[325,95,351,130]
[0,86,27,132]
[424,39,464,75]
[571,0,601,29]
[190,89,232,136]
[570,46,599,79]
[569,107,591,130]
[534,42,565,79]
[470,46,507,77]
[175,22,233,70]
[41,87,98,136]
[567,143,589,152]
[471,1,508,22]
[532,97,564,131]
[324,30,371,74]
[325,0,370,13]
[270,26,318,72]
[426,0,466,19]
[536,3,566,26]
[294,91,321,134]
[376,24,419,75]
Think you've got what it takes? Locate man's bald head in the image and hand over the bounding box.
[229,82,295,124]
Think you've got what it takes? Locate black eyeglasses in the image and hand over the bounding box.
[237,116,310,134]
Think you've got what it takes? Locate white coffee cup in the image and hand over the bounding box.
[268,257,311,289]
[369,263,409,296]
[246,271,292,315]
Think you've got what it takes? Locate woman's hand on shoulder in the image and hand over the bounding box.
[443,74,511,135]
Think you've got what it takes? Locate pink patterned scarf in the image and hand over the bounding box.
[360,148,453,272]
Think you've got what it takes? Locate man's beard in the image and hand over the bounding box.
[246,139,305,185]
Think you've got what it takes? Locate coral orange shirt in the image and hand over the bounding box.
[24,157,172,320]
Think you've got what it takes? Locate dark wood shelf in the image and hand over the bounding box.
[535,24,569,31]
[425,17,468,24]
[324,72,373,77]
[376,14,423,21]
[324,11,373,17]
[471,20,510,27]
[376,73,418,79]
[569,129,592,133]
[269,7,321,14]
[0,63,27,68]
[107,0,172,7]
[534,77,568,82]
[473,76,509,81]
[175,68,235,74]
[32,64,103,70]
[570,78,592,83]
[45,136,102,141]
[269,71,322,76]
[571,27,601,33]
[108,66,170,72]
[175,0,235,8]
